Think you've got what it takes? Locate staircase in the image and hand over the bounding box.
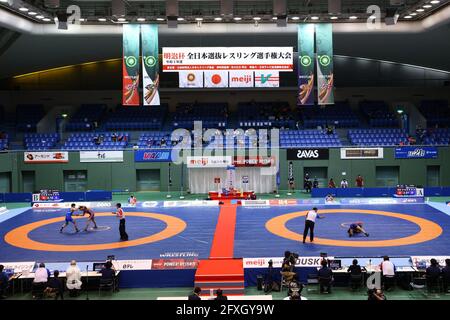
[194,259,244,296]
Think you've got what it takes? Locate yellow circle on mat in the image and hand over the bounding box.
[4,212,186,252]
[265,209,443,247]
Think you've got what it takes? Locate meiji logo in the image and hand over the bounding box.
[231,75,252,84]
[408,149,425,157]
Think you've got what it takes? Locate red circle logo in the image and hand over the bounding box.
[211,74,222,84]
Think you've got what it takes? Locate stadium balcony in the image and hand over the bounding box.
[422,128,450,145]
[65,104,107,131]
[103,104,167,131]
[62,132,129,150]
[359,100,398,127]
[16,104,45,132]
[419,100,450,127]
[171,102,228,129]
[24,133,59,151]
[237,101,295,129]
[279,129,342,147]
[300,102,360,128]
[348,128,408,146]
[138,132,174,149]
[0,132,8,150]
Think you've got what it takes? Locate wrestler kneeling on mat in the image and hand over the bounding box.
[347,222,369,237]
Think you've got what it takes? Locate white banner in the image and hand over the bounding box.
[24,151,68,163]
[112,259,153,271]
[80,151,124,163]
[229,70,254,88]
[32,201,112,209]
[179,71,203,88]
[254,71,280,87]
[340,148,384,159]
[163,200,219,207]
[243,256,333,269]
[204,71,229,88]
[163,47,293,72]
[241,200,270,207]
[0,261,35,273]
[187,156,232,168]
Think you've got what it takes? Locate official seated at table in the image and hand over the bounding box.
[318,259,333,294]
[98,261,117,292]
[66,260,82,297]
[32,263,51,299]
[0,265,9,299]
[44,270,64,300]
[380,256,396,291]
[347,259,363,290]
[426,258,441,292]
[442,259,450,293]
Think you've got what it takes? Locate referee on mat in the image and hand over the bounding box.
[114,203,129,241]
[302,207,324,244]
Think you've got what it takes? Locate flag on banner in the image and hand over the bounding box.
[316,24,334,105]
[204,71,229,88]
[254,71,280,87]
[141,24,160,106]
[298,24,315,106]
[122,24,140,106]
[179,71,203,88]
[229,70,254,88]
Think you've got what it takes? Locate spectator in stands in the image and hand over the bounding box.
[326,125,334,135]
[161,137,167,147]
[312,178,319,188]
[128,195,137,206]
[0,132,5,139]
[318,259,333,293]
[44,270,64,300]
[368,288,386,301]
[188,287,202,300]
[442,259,450,293]
[340,178,348,188]
[355,175,364,187]
[380,256,396,291]
[93,135,100,145]
[111,133,117,142]
[0,265,9,299]
[66,260,82,296]
[328,178,336,188]
[407,135,416,145]
[426,258,441,290]
[214,289,227,301]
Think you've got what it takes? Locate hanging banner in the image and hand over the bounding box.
[298,24,315,106]
[226,166,236,189]
[315,24,334,105]
[229,70,254,88]
[395,147,438,159]
[122,24,141,106]
[141,24,160,106]
[179,71,204,88]
[288,161,294,182]
[254,71,279,87]
[162,47,293,71]
[204,71,229,88]
[24,151,68,163]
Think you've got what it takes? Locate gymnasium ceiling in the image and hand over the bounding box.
[1,0,449,24]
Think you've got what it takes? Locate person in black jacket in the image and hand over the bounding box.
[442,259,450,293]
[348,259,363,290]
[188,287,202,300]
[318,259,333,293]
[214,289,227,301]
[426,258,441,291]
[44,270,64,300]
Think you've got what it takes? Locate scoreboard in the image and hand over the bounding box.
[394,185,424,198]
[32,189,61,202]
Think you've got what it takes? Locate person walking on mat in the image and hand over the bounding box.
[114,203,128,241]
[303,207,324,244]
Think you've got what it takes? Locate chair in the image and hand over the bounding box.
[318,276,332,294]
[306,273,319,293]
[349,274,363,291]
[383,275,396,291]
[98,278,115,295]
[426,275,441,294]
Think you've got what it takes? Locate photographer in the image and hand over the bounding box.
[281,251,298,283]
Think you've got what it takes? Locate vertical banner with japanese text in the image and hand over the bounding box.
[315,24,334,105]
[297,24,315,106]
[122,24,140,106]
[141,24,160,106]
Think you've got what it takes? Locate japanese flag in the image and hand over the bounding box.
[204,71,229,88]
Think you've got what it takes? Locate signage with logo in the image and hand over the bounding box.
[288,161,294,181]
[340,148,384,159]
[233,156,274,167]
[32,201,112,209]
[395,147,438,159]
[254,71,280,87]
[163,200,219,207]
[204,70,229,88]
[229,70,254,88]
[0,261,35,273]
[287,148,329,160]
[242,176,249,184]
[187,156,232,168]
[112,259,153,271]
[411,256,450,268]
[80,151,124,163]
[151,259,199,270]
[243,256,333,269]
[24,151,68,163]
[179,70,203,88]
[162,47,293,71]
[241,200,270,207]
[134,149,172,162]
[214,177,221,184]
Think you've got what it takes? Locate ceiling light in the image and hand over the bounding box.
[137,17,145,22]
[0,0,9,3]
[36,15,44,19]
[98,18,107,22]
[430,1,440,4]
[416,8,425,12]
[311,16,319,20]
[79,18,85,22]
[195,17,203,21]
[253,17,261,21]
[349,15,358,20]
[330,16,338,20]
[156,17,165,21]
[19,7,29,12]
[404,15,412,19]
[42,18,51,22]
[272,16,278,20]
[117,18,126,22]
[177,17,184,21]
[291,16,300,20]
[410,12,417,16]
[423,4,432,8]
[214,17,222,21]
[233,17,242,21]
[28,11,37,16]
